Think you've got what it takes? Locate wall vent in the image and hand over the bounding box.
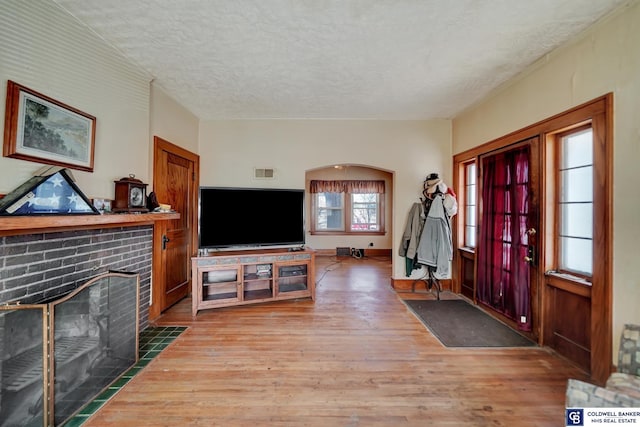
[254,168,275,179]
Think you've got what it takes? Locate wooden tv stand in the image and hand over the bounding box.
[191,247,315,316]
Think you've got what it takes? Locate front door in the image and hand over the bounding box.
[476,137,540,338]
[150,137,199,318]
[454,95,612,382]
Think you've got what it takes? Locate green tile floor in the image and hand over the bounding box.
[62,326,187,427]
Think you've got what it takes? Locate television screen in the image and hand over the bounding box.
[198,187,305,249]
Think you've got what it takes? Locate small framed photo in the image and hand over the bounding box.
[3,80,96,172]
[92,198,112,214]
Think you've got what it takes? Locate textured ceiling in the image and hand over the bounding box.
[52,0,626,120]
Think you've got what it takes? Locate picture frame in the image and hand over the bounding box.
[3,80,96,172]
[91,197,112,214]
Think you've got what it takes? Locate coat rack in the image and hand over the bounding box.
[401,172,456,300]
[411,266,442,299]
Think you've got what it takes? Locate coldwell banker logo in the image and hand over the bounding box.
[566,409,584,426]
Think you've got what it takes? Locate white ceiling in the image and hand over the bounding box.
[52,0,626,120]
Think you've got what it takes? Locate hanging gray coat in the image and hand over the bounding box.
[399,202,425,276]
[416,194,452,278]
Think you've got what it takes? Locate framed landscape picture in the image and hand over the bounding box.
[3,80,96,172]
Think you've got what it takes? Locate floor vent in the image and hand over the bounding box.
[336,247,351,256]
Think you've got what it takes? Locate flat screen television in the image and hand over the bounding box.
[198,187,305,250]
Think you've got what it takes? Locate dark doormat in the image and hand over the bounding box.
[404,299,536,348]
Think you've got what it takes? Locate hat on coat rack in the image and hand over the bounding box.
[424,173,447,195]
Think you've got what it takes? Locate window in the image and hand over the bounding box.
[315,192,344,231]
[310,180,385,235]
[463,162,477,248]
[557,127,593,277]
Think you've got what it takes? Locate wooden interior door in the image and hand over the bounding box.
[150,137,199,319]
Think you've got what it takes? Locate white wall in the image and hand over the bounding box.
[0,0,151,200]
[149,83,200,155]
[452,1,640,360]
[148,83,200,192]
[199,119,452,279]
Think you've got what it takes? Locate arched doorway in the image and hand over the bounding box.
[304,164,393,258]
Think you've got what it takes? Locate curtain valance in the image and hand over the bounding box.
[309,180,385,194]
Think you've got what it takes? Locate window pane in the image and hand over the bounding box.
[316,193,344,230]
[352,193,377,203]
[560,166,593,203]
[559,236,592,275]
[465,225,476,247]
[466,163,476,185]
[317,192,343,208]
[351,193,379,231]
[326,209,344,229]
[317,208,343,230]
[562,129,593,169]
[465,206,476,226]
[466,186,476,205]
[560,203,593,238]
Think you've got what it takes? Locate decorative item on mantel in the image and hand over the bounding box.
[0,166,99,215]
[113,174,149,213]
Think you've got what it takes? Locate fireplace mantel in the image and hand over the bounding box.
[0,212,179,236]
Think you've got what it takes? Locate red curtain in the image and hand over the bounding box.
[476,144,531,331]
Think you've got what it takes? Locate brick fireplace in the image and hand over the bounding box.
[1,271,140,426]
[0,226,153,330]
[0,212,177,426]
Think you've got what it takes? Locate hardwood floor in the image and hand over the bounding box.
[83,255,588,426]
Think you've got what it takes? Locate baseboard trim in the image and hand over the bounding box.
[315,248,392,257]
[391,277,452,293]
